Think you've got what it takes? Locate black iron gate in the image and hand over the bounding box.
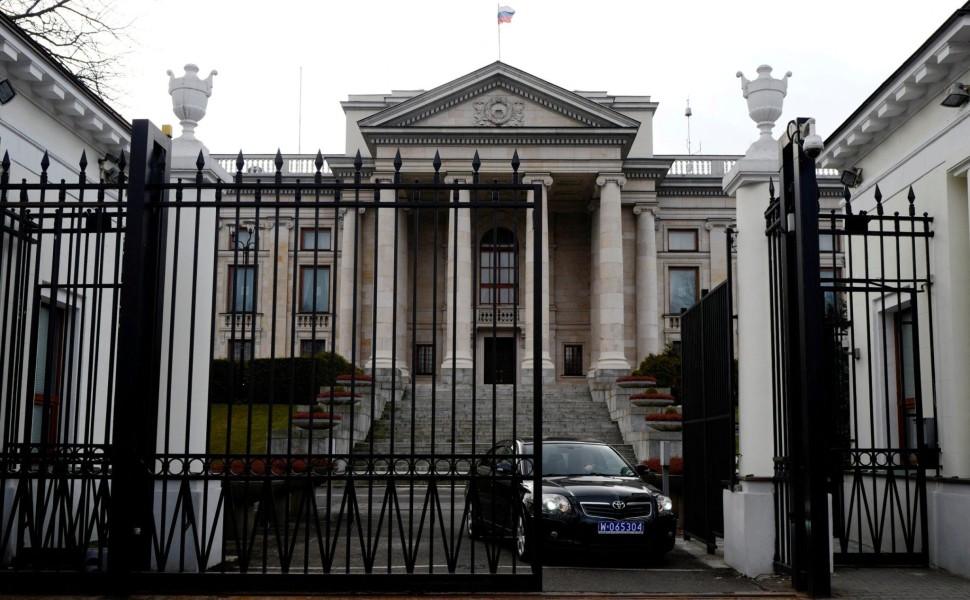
[767,119,933,596]
[681,276,735,552]
[0,121,544,593]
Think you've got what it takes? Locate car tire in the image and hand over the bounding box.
[466,500,482,540]
[515,510,531,562]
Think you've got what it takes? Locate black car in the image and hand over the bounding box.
[465,438,677,563]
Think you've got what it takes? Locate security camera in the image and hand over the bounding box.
[801,118,824,159]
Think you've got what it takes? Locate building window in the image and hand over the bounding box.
[821,268,840,318]
[480,228,517,304]
[229,339,253,361]
[669,267,698,314]
[32,304,65,445]
[563,344,584,376]
[819,233,836,252]
[668,229,698,252]
[229,265,256,312]
[300,266,330,312]
[301,228,331,251]
[230,227,257,251]
[416,344,434,375]
[895,308,917,452]
[300,339,327,357]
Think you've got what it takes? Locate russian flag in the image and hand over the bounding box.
[497,5,515,24]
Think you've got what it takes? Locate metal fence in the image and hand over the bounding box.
[0,121,544,593]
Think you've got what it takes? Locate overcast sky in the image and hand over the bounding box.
[112,0,962,157]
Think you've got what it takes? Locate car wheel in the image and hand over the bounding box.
[466,500,482,540]
[515,511,531,562]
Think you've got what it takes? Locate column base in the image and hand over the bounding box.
[520,365,555,387]
[593,352,630,371]
[440,367,474,386]
[587,367,629,404]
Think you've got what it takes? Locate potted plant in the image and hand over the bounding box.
[616,374,657,389]
[644,406,682,431]
[291,407,343,430]
[630,387,676,408]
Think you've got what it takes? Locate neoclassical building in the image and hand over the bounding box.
[211,62,742,384]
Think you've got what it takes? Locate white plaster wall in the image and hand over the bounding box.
[930,484,970,578]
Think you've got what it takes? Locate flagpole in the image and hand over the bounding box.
[497,3,502,61]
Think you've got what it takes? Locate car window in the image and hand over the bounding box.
[542,443,632,476]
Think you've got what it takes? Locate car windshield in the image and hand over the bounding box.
[523,442,633,477]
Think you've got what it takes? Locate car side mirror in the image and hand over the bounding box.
[634,464,651,479]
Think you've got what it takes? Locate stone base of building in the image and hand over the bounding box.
[588,368,629,404]
[440,367,474,386]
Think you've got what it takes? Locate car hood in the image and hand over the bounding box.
[541,476,658,500]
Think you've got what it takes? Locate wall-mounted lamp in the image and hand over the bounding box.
[941,82,970,107]
[840,167,862,188]
[0,79,15,105]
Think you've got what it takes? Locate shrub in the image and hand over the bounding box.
[642,456,684,475]
[632,344,681,402]
[209,351,356,404]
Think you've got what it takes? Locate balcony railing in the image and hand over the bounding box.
[663,313,682,331]
[296,313,331,331]
[219,312,262,332]
[476,306,523,327]
[664,156,839,179]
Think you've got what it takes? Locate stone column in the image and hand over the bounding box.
[592,174,630,373]
[707,220,731,286]
[368,176,406,372]
[634,205,660,360]
[441,174,473,384]
[522,174,555,384]
[336,207,359,363]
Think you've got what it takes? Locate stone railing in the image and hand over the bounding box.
[476,306,523,326]
[664,156,840,179]
[212,154,330,177]
[663,314,681,332]
[295,313,331,331]
[219,312,262,332]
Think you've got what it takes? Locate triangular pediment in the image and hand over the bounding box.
[358,62,641,130]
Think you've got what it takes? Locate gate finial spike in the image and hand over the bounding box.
[274,149,284,172]
[41,151,50,173]
[511,150,520,173]
[908,186,916,216]
[843,185,852,215]
[393,149,402,172]
[314,150,324,172]
[79,150,88,173]
[768,177,775,201]
[1,150,10,174]
[874,185,884,216]
[196,150,206,171]
[472,151,481,173]
[354,150,363,172]
[235,151,244,172]
[118,151,126,171]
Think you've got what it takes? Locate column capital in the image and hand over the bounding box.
[633,204,659,217]
[444,172,473,185]
[705,219,733,231]
[523,173,553,187]
[596,173,627,188]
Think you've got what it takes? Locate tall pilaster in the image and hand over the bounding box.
[707,220,731,286]
[336,207,359,363]
[442,174,473,384]
[522,174,555,383]
[593,174,629,372]
[634,205,660,360]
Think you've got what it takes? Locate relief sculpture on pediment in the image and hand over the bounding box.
[473,96,525,127]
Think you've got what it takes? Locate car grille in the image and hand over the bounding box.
[580,501,653,519]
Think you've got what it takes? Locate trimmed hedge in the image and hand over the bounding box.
[209,351,356,404]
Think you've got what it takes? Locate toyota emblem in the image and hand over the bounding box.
[611,500,626,510]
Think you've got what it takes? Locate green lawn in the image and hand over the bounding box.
[208,404,292,454]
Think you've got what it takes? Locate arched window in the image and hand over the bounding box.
[479,228,517,304]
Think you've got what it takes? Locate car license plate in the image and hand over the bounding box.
[597,521,644,534]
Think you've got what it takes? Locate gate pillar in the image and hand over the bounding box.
[722,151,777,579]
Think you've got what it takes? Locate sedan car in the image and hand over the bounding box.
[465,438,677,563]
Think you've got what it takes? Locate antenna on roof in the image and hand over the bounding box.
[685,98,693,155]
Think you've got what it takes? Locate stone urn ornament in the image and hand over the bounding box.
[736,65,791,156]
[167,64,218,141]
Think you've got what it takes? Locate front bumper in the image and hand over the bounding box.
[539,512,677,553]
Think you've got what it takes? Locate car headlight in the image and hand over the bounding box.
[540,493,572,515]
[656,494,674,513]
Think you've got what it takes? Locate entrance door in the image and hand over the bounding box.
[484,337,515,384]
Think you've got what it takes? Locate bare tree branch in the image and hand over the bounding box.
[1,0,132,100]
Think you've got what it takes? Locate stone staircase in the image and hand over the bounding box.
[352,383,636,465]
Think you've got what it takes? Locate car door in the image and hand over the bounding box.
[474,440,515,532]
